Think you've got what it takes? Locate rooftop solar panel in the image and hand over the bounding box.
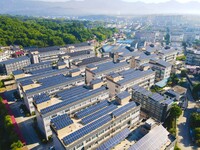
[92,61,129,74]
[34,93,51,104]
[20,79,34,86]
[75,100,109,119]
[112,102,137,117]
[62,115,112,145]
[97,128,131,150]
[40,87,107,115]
[51,114,73,130]
[81,104,117,125]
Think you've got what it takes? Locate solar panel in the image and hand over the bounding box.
[57,86,88,100]
[81,104,117,125]
[20,79,34,86]
[62,115,112,145]
[112,102,137,117]
[97,128,131,150]
[75,100,109,119]
[34,93,50,104]
[51,114,73,130]
[40,87,107,115]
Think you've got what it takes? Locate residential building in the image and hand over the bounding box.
[158,48,177,64]
[34,86,110,140]
[127,119,176,150]
[15,67,70,98]
[0,56,31,75]
[107,69,155,97]
[27,46,65,64]
[149,59,172,81]
[51,99,140,150]
[170,33,184,47]
[66,42,94,53]
[23,61,53,73]
[132,85,173,122]
[22,71,84,113]
[85,61,130,84]
[72,57,112,72]
[130,53,159,69]
[61,50,95,68]
[186,48,200,66]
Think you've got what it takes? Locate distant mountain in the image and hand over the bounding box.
[1,0,200,16]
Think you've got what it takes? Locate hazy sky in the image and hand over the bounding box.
[33,0,200,3]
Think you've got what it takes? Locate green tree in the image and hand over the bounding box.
[180,70,187,77]
[0,80,4,88]
[169,104,182,119]
[190,113,200,128]
[165,33,170,45]
[192,83,200,101]
[167,74,179,87]
[10,140,23,150]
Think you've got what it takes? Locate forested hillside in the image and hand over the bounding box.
[0,16,117,47]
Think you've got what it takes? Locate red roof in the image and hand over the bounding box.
[15,51,24,55]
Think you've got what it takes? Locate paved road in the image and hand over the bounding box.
[4,90,53,150]
[177,89,198,150]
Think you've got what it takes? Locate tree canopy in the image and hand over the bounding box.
[0,16,117,47]
[169,104,182,119]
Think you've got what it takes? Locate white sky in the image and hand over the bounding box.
[33,0,200,3]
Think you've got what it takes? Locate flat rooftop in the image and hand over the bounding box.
[117,69,154,86]
[91,61,129,75]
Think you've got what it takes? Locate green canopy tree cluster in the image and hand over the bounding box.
[0,97,23,150]
[190,113,200,146]
[0,16,117,47]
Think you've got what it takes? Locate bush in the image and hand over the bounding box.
[0,80,4,88]
[190,113,200,128]
[10,140,23,150]
[176,55,186,61]
[169,128,176,136]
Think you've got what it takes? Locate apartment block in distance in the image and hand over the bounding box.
[0,56,31,75]
[186,48,200,66]
[158,48,177,64]
[132,85,173,122]
[149,59,172,81]
[106,69,155,97]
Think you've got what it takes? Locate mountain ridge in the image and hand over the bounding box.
[1,0,200,16]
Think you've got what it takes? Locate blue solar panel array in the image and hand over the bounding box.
[97,128,131,150]
[57,86,88,101]
[40,87,107,115]
[51,114,73,130]
[20,79,34,86]
[17,68,69,82]
[92,61,129,74]
[34,93,51,104]
[81,104,117,125]
[118,70,154,85]
[62,115,112,145]
[112,102,136,117]
[29,67,53,75]
[26,74,83,95]
[75,100,109,119]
